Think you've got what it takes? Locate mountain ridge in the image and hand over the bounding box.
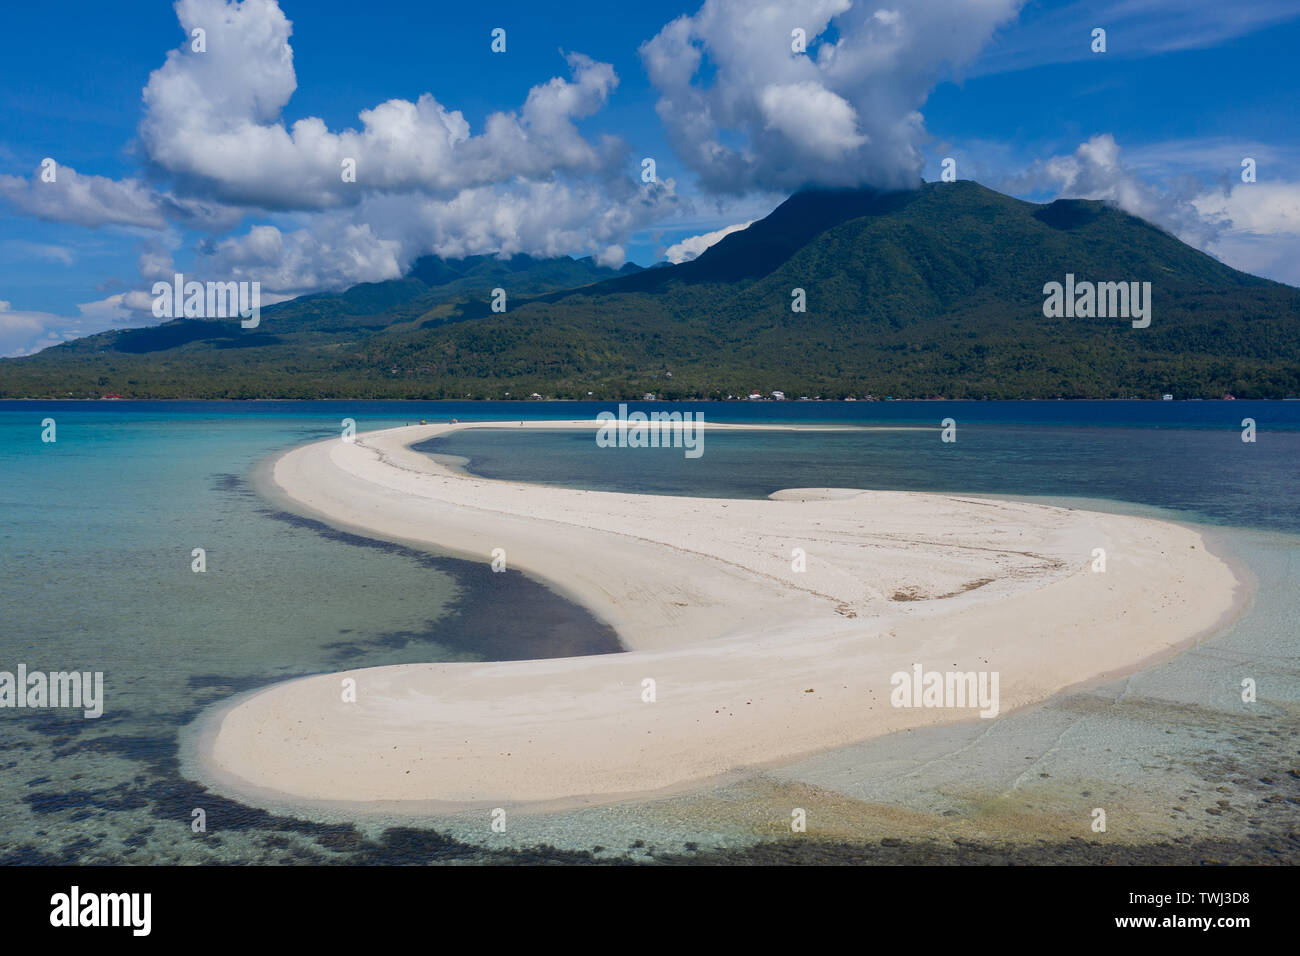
[2,180,1297,399]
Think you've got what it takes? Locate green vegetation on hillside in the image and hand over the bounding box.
[2,181,1297,400]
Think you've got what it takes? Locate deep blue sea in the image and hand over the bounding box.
[1,400,1296,863]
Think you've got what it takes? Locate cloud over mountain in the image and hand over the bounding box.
[641,0,1023,194]
[0,0,677,302]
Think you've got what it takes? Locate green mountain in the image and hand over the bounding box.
[3,180,1298,399]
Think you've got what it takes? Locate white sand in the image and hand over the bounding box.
[194,421,1242,810]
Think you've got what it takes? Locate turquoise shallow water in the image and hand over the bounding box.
[0,401,620,864]
[0,400,1296,863]
[421,408,1300,861]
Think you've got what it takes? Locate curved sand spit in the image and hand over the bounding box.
[194,421,1242,810]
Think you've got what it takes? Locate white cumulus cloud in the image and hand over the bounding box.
[1003,134,1300,286]
[140,0,627,210]
[665,221,754,263]
[0,295,157,357]
[1193,183,1300,236]
[641,0,1023,194]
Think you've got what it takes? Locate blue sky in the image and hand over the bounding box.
[1,0,1297,355]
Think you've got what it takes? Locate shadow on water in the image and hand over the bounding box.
[256,506,622,662]
[4,470,623,866]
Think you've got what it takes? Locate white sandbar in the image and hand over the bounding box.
[194,421,1242,810]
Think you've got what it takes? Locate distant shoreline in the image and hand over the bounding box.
[3,396,1298,403]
